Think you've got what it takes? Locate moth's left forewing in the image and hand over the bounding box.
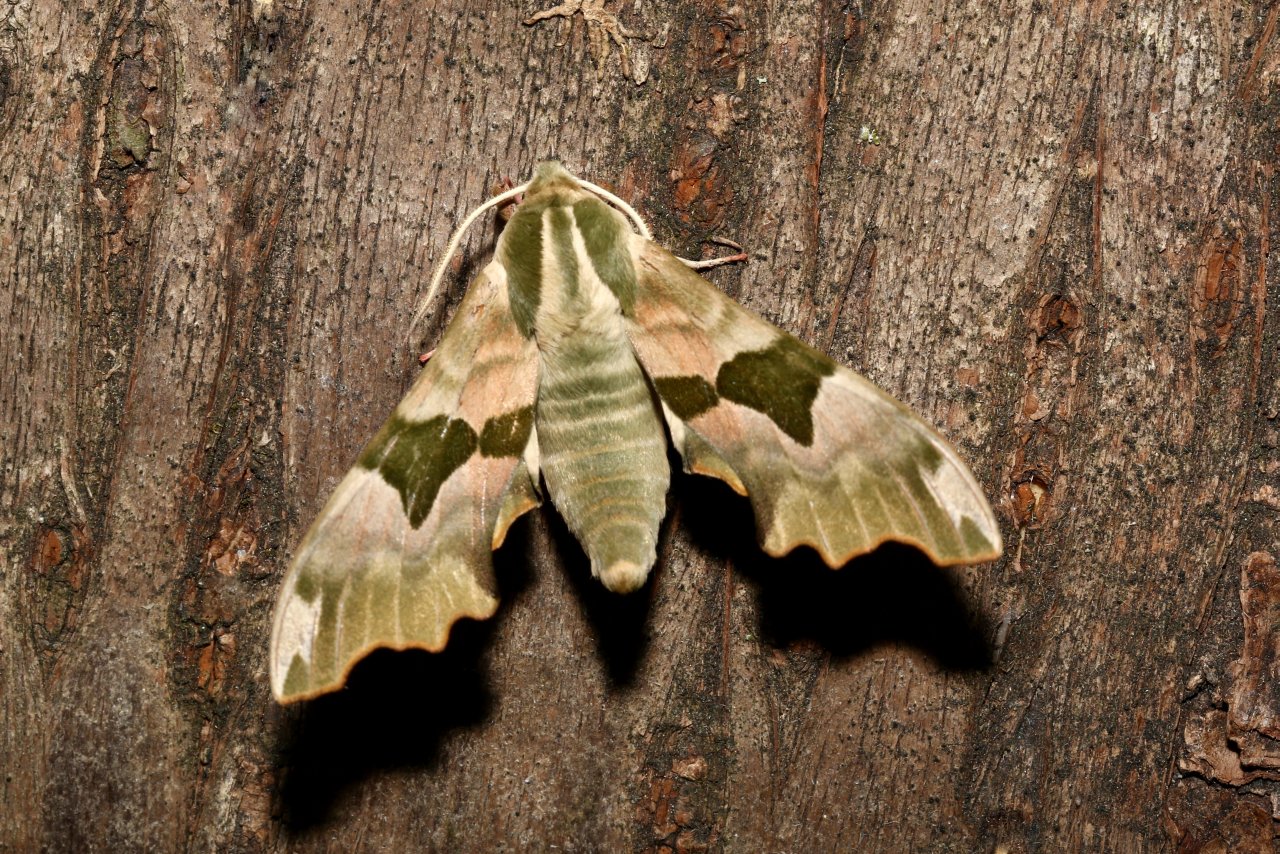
[625,237,1002,568]
[270,262,541,703]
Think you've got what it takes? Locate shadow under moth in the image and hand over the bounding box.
[270,162,1003,703]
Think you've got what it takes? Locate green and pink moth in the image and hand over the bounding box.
[269,162,1002,703]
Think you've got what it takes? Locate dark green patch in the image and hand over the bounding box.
[501,201,546,338]
[574,198,636,312]
[283,653,309,698]
[715,336,836,446]
[960,516,995,556]
[358,414,478,527]
[913,435,944,471]
[293,573,319,604]
[548,206,580,299]
[312,583,342,680]
[479,406,534,457]
[654,375,719,420]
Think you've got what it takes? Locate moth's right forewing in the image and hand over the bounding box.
[270,262,541,703]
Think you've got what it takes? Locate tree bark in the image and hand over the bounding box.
[3,0,1278,850]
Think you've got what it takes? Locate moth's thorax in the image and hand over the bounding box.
[498,185,639,346]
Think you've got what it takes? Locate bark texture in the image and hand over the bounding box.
[3,0,1279,851]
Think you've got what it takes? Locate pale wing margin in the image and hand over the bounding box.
[625,237,1002,569]
[270,262,541,703]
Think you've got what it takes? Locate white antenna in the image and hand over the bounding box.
[409,181,529,335]
[573,177,652,240]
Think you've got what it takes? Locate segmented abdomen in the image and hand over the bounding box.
[536,328,669,593]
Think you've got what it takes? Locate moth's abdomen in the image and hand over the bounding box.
[536,331,670,593]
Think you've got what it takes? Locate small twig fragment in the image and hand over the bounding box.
[524,0,645,80]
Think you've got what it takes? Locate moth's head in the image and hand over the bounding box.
[526,161,583,200]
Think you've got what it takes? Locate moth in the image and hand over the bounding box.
[270,162,1002,703]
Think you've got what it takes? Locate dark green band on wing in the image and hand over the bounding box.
[502,202,546,338]
[479,406,534,457]
[715,336,836,446]
[358,414,478,527]
[653,375,719,420]
[573,198,636,312]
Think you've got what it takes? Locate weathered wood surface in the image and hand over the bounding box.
[3,0,1278,850]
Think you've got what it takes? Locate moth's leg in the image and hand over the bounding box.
[490,177,524,224]
[680,238,748,271]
